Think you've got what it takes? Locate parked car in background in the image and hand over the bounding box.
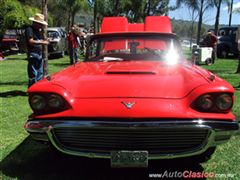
[217,26,238,58]
[181,39,197,50]
[18,27,67,57]
[25,16,239,168]
[0,30,19,55]
[47,27,67,58]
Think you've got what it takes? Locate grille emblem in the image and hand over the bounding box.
[121,102,135,109]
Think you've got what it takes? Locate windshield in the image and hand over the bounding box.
[85,34,183,63]
[47,31,60,39]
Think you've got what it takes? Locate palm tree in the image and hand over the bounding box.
[223,0,235,26]
[176,0,214,44]
[196,0,215,44]
[213,0,223,35]
[176,0,199,49]
[228,0,233,26]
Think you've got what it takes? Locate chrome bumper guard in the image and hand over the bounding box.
[24,119,239,159]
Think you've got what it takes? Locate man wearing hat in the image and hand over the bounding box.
[25,13,49,87]
[202,31,218,64]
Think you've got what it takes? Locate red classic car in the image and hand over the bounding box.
[25,16,239,167]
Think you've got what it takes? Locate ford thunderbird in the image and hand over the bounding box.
[25,16,239,167]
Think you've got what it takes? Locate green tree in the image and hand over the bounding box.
[88,0,176,32]
[56,0,89,30]
[0,0,29,39]
[18,0,42,7]
[22,5,39,19]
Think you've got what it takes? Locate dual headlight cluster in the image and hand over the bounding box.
[194,93,233,112]
[29,93,67,113]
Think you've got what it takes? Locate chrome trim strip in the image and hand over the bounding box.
[25,119,239,159]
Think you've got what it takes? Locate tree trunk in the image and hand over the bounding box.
[228,0,233,26]
[214,0,222,35]
[71,13,75,27]
[146,1,151,16]
[197,0,204,45]
[190,8,196,51]
[93,0,97,33]
[42,0,48,77]
[68,10,71,31]
[143,0,150,18]
[96,17,100,33]
[113,0,120,16]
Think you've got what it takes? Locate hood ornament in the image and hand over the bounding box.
[121,102,135,109]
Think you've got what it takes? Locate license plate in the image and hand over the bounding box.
[111,151,148,168]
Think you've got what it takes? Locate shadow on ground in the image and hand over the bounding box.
[0,137,205,180]
[234,86,240,90]
[51,62,71,67]
[0,90,27,98]
[5,57,27,61]
[0,81,28,86]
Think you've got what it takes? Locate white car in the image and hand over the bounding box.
[47,27,67,58]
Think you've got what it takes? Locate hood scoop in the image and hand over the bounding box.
[105,71,156,75]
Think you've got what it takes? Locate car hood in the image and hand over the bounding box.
[49,38,60,42]
[51,61,210,98]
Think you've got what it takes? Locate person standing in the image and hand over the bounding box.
[202,31,218,64]
[25,13,49,87]
[67,26,81,65]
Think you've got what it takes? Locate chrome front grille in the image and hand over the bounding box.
[52,127,210,155]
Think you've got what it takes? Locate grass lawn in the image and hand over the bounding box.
[0,54,239,179]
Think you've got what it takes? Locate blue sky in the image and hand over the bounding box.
[168,0,240,25]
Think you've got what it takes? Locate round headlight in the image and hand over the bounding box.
[197,94,213,111]
[48,94,63,108]
[30,95,46,111]
[216,94,233,111]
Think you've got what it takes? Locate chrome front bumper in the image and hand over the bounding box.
[24,119,239,159]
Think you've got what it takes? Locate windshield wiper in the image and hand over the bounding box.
[99,57,124,62]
